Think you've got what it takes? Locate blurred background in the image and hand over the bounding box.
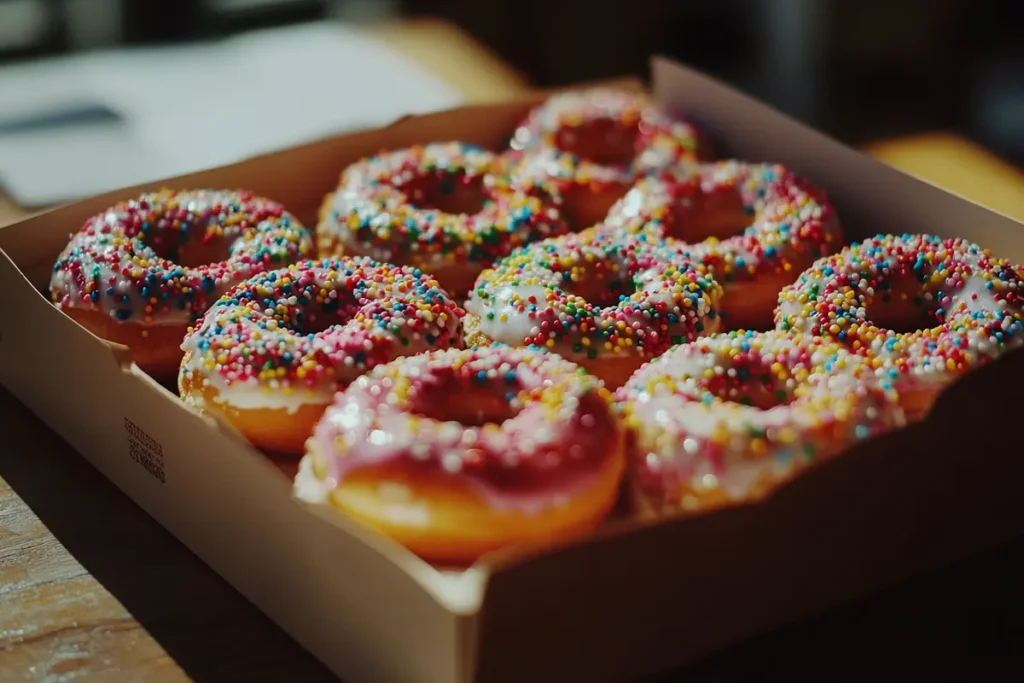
[1,0,1023,209]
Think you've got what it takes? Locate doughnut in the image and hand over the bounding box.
[506,88,707,229]
[294,345,625,564]
[463,227,724,389]
[49,189,313,380]
[615,329,905,517]
[601,160,842,329]
[178,257,464,454]
[776,233,1024,421]
[316,142,567,297]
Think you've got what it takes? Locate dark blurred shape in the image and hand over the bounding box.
[0,0,336,55]
[2,0,1023,165]
[0,0,62,58]
[123,0,200,43]
[402,0,1024,165]
[124,0,335,42]
[0,102,120,135]
[196,0,333,37]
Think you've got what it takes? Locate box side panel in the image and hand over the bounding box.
[651,58,1024,260]
[0,249,467,683]
[474,348,1024,683]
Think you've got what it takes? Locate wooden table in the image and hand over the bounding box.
[3,20,1024,683]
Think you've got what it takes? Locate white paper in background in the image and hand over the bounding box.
[0,21,462,207]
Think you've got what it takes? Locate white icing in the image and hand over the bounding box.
[468,231,721,358]
[293,452,332,504]
[778,236,1024,388]
[180,261,464,417]
[603,161,842,295]
[623,333,904,505]
[465,283,549,344]
[50,189,312,325]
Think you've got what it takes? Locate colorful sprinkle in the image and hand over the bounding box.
[615,329,905,514]
[775,233,1024,418]
[506,88,706,192]
[602,159,842,288]
[465,227,723,362]
[50,188,313,325]
[298,344,621,514]
[179,257,464,414]
[316,142,567,294]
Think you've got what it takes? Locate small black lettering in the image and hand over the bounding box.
[124,418,166,484]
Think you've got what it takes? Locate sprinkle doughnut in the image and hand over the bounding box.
[178,257,464,454]
[464,228,724,389]
[316,142,567,297]
[615,330,905,516]
[601,160,842,329]
[294,345,625,564]
[775,233,1024,421]
[506,88,707,229]
[49,189,313,380]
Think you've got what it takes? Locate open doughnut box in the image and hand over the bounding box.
[3,57,1024,683]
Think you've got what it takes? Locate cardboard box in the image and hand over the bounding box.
[3,57,1024,683]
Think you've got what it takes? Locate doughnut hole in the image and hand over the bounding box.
[563,181,632,233]
[138,224,235,268]
[668,185,754,244]
[409,375,522,427]
[698,352,798,410]
[402,173,488,216]
[554,254,635,309]
[857,274,943,334]
[553,257,648,388]
[294,299,361,335]
[848,275,945,421]
[554,120,638,229]
[554,118,639,166]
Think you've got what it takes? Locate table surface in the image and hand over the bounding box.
[3,18,1024,683]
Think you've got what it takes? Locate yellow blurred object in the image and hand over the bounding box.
[865,132,1024,222]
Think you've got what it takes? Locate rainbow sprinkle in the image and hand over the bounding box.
[299,344,620,513]
[775,234,1024,399]
[316,142,566,287]
[506,88,706,191]
[601,160,842,286]
[179,257,464,413]
[465,228,723,361]
[615,329,905,513]
[50,189,313,325]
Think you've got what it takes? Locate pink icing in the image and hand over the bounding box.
[307,345,620,514]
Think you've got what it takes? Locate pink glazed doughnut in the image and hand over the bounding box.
[505,88,708,229]
[295,345,625,563]
[601,160,842,329]
[615,329,905,516]
[50,188,313,380]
